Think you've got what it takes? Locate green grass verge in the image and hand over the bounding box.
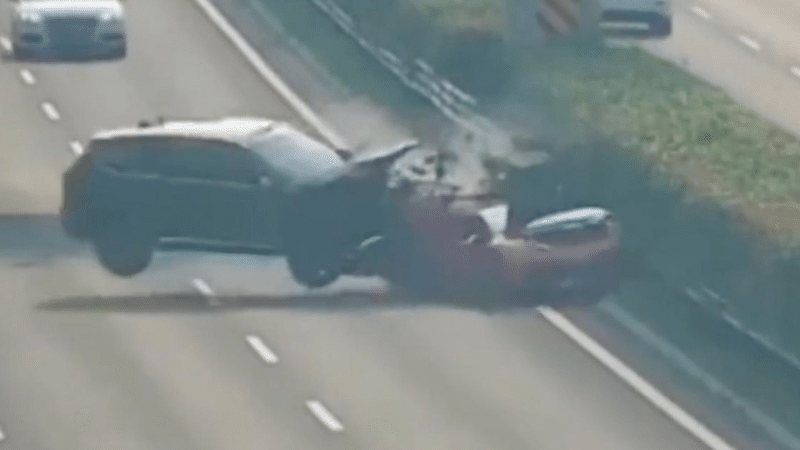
[515,45,800,246]
[405,0,506,34]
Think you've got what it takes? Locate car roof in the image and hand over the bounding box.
[18,0,124,14]
[89,117,280,147]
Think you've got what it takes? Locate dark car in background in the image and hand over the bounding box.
[599,0,672,39]
[9,0,128,60]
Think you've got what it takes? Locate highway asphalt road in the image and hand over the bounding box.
[0,0,735,449]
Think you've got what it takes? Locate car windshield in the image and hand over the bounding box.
[247,127,346,188]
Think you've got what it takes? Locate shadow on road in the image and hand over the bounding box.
[37,287,550,315]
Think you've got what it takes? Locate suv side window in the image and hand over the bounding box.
[141,138,264,184]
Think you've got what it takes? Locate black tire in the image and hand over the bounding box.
[286,251,340,288]
[93,220,155,277]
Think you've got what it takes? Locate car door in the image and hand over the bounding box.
[134,139,217,241]
[173,138,282,250]
[91,138,166,229]
[202,141,282,250]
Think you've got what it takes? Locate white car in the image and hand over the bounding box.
[599,0,671,38]
[9,0,127,60]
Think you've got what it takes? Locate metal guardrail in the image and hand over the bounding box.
[309,0,479,128]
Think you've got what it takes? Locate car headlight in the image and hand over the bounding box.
[18,11,43,23]
[99,11,122,21]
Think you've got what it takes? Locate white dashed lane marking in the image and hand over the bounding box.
[69,141,84,155]
[305,400,344,432]
[19,69,35,85]
[0,424,5,441]
[0,36,11,53]
[191,278,219,306]
[245,335,279,364]
[40,102,60,121]
[737,35,761,51]
[791,67,800,78]
[690,5,711,20]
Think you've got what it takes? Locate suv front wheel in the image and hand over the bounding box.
[93,221,156,277]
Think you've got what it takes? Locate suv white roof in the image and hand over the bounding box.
[90,117,283,146]
[17,0,124,16]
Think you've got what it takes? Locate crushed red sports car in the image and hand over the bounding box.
[344,180,622,309]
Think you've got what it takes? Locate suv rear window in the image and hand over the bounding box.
[95,137,261,183]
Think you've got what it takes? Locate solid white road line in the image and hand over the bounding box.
[40,102,60,121]
[538,307,737,450]
[192,1,735,447]
[305,400,344,432]
[0,36,11,53]
[245,335,279,364]
[191,278,219,306]
[690,5,711,20]
[189,0,348,149]
[69,141,84,155]
[737,35,761,51]
[19,69,35,85]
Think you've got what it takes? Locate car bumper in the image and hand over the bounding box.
[13,38,126,56]
[13,22,126,56]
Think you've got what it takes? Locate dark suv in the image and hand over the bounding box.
[60,116,417,288]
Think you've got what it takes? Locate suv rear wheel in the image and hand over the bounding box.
[93,218,156,277]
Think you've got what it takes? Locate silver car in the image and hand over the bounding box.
[9,0,127,60]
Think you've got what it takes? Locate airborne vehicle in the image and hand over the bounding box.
[60,116,420,288]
